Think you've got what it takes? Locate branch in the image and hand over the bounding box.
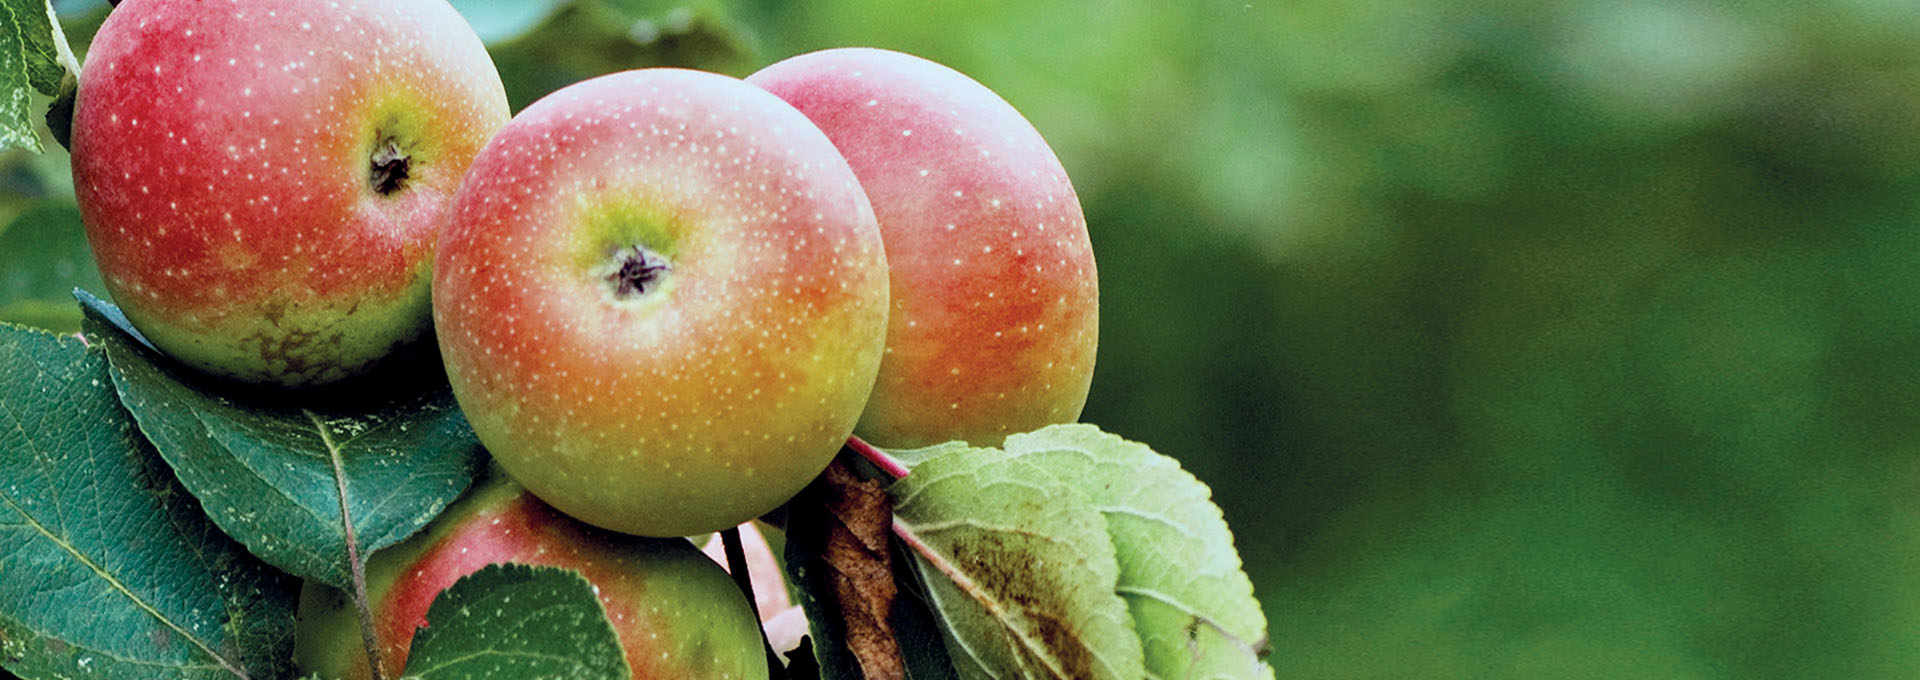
[846,435,910,479]
[722,526,789,680]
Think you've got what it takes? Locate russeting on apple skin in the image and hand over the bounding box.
[434,68,889,537]
[71,0,509,386]
[294,474,768,680]
[749,47,1099,449]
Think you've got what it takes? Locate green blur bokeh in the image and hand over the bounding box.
[729,1,1920,676]
[14,0,1920,675]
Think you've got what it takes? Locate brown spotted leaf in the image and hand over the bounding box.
[889,446,1145,680]
[1003,425,1274,679]
[819,458,903,680]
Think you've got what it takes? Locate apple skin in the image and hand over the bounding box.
[71,0,509,386]
[294,474,768,680]
[434,68,889,537]
[748,48,1099,449]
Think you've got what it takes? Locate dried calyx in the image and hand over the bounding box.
[369,138,410,195]
[608,245,672,298]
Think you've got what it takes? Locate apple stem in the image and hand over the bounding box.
[846,435,910,479]
[721,526,789,680]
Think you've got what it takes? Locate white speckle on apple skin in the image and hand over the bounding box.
[71,0,510,386]
[749,47,1099,449]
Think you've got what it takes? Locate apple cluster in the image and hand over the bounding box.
[69,0,1097,677]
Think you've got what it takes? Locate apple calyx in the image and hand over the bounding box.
[606,245,672,298]
[368,137,411,196]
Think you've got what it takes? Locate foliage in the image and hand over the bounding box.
[0,323,296,680]
[80,293,486,590]
[12,0,1915,676]
[400,564,627,680]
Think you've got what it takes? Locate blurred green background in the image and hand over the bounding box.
[10,0,1920,676]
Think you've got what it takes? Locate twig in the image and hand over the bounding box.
[722,526,788,680]
[845,435,910,479]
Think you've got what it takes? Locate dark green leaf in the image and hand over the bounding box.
[77,292,486,589]
[782,466,877,680]
[487,0,757,110]
[0,0,77,152]
[0,202,100,332]
[889,447,1145,680]
[882,441,971,472]
[887,543,961,680]
[1003,425,1274,679]
[0,322,296,680]
[401,563,626,680]
[39,77,67,151]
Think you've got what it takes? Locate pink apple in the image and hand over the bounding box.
[71,0,509,386]
[749,48,1099,449]
[434,68,889,537]
[294,475,768,680]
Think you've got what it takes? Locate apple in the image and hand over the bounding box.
[698,522,793,622]
[434,68,889,537]
[71,0,510,386]
[294,474,768,680]
[748,48,1099,449]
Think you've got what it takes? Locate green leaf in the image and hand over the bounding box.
[0,202,101,332]
[1003,425,1274,679]
[77,292,487,590]
[889,447,1146,680]
[0,0,79,152]
[401,563,626,680]
[782,518,861,680]
[883,441,973,471]
[0,322,297,680]
[487,0,758,110]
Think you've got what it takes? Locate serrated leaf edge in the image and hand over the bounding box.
[0,335,253,679]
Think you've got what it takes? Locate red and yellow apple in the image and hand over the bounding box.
[749,48,1099,448]
[434,68,889,537]
[294,475,767,680]
[71,0,509,386]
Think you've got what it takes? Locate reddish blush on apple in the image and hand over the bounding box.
[434,68,890,538]
[71,0,509,386]
[750,48,1099,448]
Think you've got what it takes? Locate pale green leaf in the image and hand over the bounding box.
[1004,425,1274,680]
[0,0,77,152]
[78,292,486,590]
[401,564,625,680]
[0,323,296,680]
[890,446,1146,680]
